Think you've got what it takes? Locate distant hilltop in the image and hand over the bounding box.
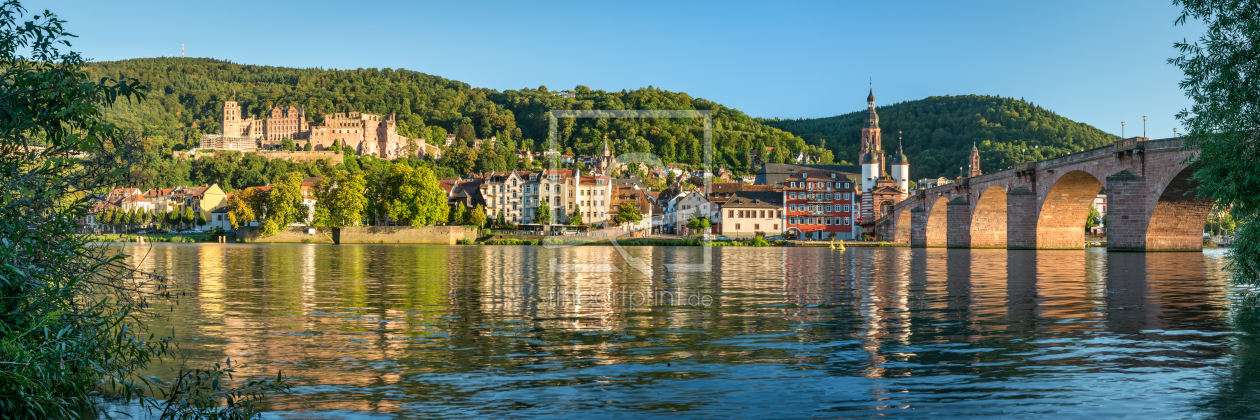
[759,95,1119,179]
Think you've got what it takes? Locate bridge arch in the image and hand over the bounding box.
[924,196,949,247]
[1145,166,1213,250]
[894,209,912,243]
[971,185,1007,248]
[1036,170,1103,249]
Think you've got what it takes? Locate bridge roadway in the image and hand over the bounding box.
[864,137,1211,251]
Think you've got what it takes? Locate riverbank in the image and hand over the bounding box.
[237,225,477,245]
[474,237,904,247]
[86,233,218,243]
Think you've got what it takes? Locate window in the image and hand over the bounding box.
[789,192,796,199]
[844,204,851,212]
[825,205,832,212]
[735,224,741,230]
[729,210,734,218]
[774,224,779,230]
[755,224,760,230]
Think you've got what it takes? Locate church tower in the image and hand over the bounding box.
[859,87,884,193]
[968,143,981,178]
[890,133,910,193]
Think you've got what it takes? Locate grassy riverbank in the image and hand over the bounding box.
[86,233,220,243]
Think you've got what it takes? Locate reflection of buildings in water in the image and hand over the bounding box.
[851,247,915,378]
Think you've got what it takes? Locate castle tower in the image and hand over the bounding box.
[969,142,981,178]
[890,133,910,193]
[222,101,241,137]
[859,87,883,192]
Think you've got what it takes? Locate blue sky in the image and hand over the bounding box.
[37,0,1202,139]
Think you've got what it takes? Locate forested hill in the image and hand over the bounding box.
[759,95,1120,180]
[85,58,826,185]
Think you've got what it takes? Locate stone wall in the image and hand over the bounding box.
[255,151,344,164]
[237,225,475,245]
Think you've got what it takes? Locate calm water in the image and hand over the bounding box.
[109,244,1260,419]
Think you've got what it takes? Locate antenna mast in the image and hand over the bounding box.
[181,42,185,58]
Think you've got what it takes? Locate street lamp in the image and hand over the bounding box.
[1174,127,1178,138]
[1143,116,1147,138]
[1122,121,1125,138]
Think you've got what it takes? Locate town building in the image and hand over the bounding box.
[610,185,654,235]
[722,191,783,239]
[670,189,710,234]
[782,170,856,240]
[477,169,612,226]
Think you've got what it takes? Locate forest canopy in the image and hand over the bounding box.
[85,58,824,189]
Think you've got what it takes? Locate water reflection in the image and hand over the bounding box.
[114,244,1240,418]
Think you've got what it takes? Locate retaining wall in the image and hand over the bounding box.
[237,225,475,244]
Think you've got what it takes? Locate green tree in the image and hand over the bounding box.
[381,163,447,226]
[616,202,642,224]
[1086,205,1102,231]
[226,188,262,230]
[281,137,295,152]
[313,171,369,229]
[179,207,193,230]
[569,205,583,226]
[535,198,552,225]
[195,211,207,229]
[1171,0,1260,284]
[469,204,488,228]
[450,204,467,226]
[303,141,313,151]
[496,210,506,228]
[455,124,476,145]
[262,172,308,236]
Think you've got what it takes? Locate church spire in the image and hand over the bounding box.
[969,142,982,178]
[863,85,879,130]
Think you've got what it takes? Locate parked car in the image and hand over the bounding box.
[189,229,203,234]
[136,230,147,234]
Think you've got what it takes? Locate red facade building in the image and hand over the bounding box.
[783,170,856,240]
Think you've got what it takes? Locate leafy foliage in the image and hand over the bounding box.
[260,172,307,235]
[535,197,552,225]
[616,202,643,224]
[1171,0,1260,284]
[0,1,286,417]
[312,170,368,228]
[760,95,1120,179]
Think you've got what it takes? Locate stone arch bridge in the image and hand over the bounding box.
[866,137,1211,251]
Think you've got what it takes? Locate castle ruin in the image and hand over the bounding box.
[204,101,438,160]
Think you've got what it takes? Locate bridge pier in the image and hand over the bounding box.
[1007,187,1038,249]
[910,207,927,247]
[1105,170,1150,251]
[947,197,973,248]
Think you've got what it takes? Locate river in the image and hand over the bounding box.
[109,244,1256,419]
